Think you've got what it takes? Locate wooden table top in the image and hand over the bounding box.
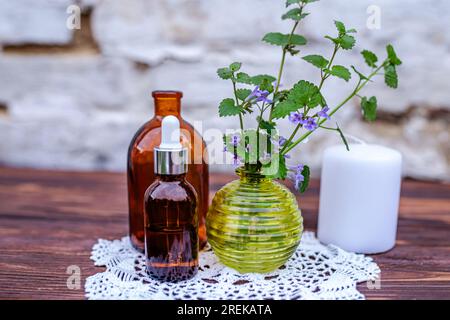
[0,167,449,300]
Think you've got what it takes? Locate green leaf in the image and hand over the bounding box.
[302,54,329,69]
[327,65,351,81]
[258,117,276,131]
[361,96,377,121]
[219,98,242,117]
[298,165,310,193]
[217,67,233,80]
[282,8,309,21]
[262,32,287,46]
[384,64,398,88]
[274,155,288,180]
[236,89,252,101]
[326,20,357,49]
[386,44,402,66]
[282,8,301,18]
[336,123,350,151]
[229,62,242,72]
[351,66,369,80]
[286,0,301,6]
[273,90,290,104]
[262,32,307,47]
[361,50,378,68]
[260,82,274,92]
[235,72,253,84]
[286,46,301,56]
[252,75,275,92]
[290,80,325,108]
[290,34,308,46]
[338,34,356,50]
[325,35,339,45]
[308,91,326,108]
[335,20,346,35]
[251,74,277,86]
[271,100,298,120]
[383,46,400,89]
[272,80,325,119]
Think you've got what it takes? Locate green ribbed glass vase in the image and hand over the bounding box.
[206,169,303,273]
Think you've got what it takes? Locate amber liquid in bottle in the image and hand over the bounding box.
[144,174,198,282]
[127,91,208,252]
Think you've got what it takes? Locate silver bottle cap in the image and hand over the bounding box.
[154,147,188,175]
[154,116,188,175]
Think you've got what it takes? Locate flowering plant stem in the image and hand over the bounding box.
[280,43,340,154]
[216,0,401,192]
[281,62,387,155]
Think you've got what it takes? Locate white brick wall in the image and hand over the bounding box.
[0,0,448,180]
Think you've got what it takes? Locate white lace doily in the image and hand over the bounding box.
[85,231,380,300]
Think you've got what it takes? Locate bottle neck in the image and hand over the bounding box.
[236,167,271,183]
[156,174,186,182]
[153,91,182,117]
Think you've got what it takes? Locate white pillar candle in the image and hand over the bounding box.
[317,144,402,254]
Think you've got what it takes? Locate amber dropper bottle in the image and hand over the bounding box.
[127,91,208,253]
[144,116,198,282]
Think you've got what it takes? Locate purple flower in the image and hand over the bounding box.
[289,112,305,124]
[304,117,318,131]
[294,173,305,191]
[317,106,330,119]
[231,134,240,146]
[271,136,287,149]
[289,112,318,131]
[289,164,305,191]
[290,164,304,174]
[223,146,228,152]
[283,154,291,159]
[248,86,273,104]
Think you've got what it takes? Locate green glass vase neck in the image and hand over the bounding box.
[235,167,271,183]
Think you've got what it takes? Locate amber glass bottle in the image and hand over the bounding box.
[144,116,198,282]
[127,91,208,252]
[144,173,199,281]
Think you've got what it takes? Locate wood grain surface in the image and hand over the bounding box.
[0,167,449,300]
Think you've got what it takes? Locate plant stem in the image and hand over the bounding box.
[319,125,339,131]
[281,62,386,155]
[239,114,244,132]
[256,102,266,160]
[318,44,339,90]
[269,7,303,121]
[281,44,340,153]
[256,103,266,133]
[281,123,301,153]
[232,81,244,132]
